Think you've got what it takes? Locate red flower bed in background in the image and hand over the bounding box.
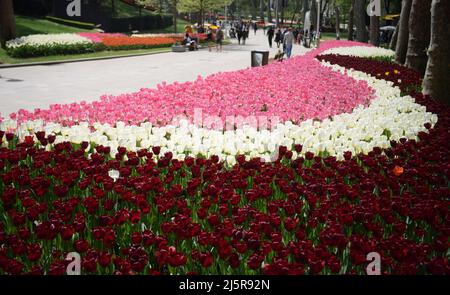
[101,36,181,50]
[317,54,422,93]
[0,56,449,275]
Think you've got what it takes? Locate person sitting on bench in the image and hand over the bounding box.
[183,33,198,51]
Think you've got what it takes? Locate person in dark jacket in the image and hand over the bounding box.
[237,27,243,45]
[274,28,283,48]
[267,26,275,48]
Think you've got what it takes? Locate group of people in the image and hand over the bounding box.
[266,26,301,59]
[229,21,252,45]
[205,26,224,52]
[183,25,224,52]
[229,21,259,45]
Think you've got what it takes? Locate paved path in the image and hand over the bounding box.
[0,31,309,117]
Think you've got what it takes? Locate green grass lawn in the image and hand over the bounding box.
[15,15,94,37]
[0,14,190,64]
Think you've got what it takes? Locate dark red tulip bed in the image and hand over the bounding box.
[0,41,449,275]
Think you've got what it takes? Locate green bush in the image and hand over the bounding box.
[6,43,105,58]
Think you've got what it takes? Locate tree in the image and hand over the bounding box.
[169,0,179,34]
[422,0,450,105]
[405,0,431,76]
[389,22,399,50]
[136,0,153,17]
[334,2,341,39]
[0,0,16,47]
[267,0,272,22]
[354,0,368,42]
[310,0,317,31]
[260,0,265,22]
[395,0,412,64]
[348,0,354,40]
[178,0,232,26]
[302,0,309,28]
[369,15,379,46]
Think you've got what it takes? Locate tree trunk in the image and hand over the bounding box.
[395,0,412,64]
[200,7,204,27]
[173,9,177,33]
[389,21,399,50]
[0,0,16,47]
[422,0,450,105]
[405,0,431,76]
[348,0,354,41]
[369,16,380,46]
[354,0,368,42]
[291,0,300,25]
[260,0,265,22]
[251,0,257,20]
[267,0,272,22]
[335,5,340,40]
[302,0,309,28]
[310,0,317,31]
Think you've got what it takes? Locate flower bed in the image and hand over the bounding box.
[100,36,181,50]
[132,33,208,41]
[317,54,422,93]
[77,32,127,43]
[321,46,395,61]
[9,47,375,127]
[0,41,449,275]
[4,33,184,58]
[5,33,103,58]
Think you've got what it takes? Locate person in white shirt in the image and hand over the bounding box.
[283,28,295,58]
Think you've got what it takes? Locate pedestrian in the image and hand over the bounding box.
[242,24,249,45]
[293,27,299,43]
[206,27,214,52]
[274,28,283,48]
[216,27,224,52]
[283,27,294,58]
[237,27,243,45]
[253,22,258,35]
[267,26,274,48]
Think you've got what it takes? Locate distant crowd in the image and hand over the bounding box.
[181,20,321,59]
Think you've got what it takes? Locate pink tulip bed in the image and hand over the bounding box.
[10,41,375,126]
[0,40,448,275]
[77,32,128,43]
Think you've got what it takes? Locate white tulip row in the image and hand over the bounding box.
[1,61,437,166]
[321,46,395,59]
[6,33,92,48]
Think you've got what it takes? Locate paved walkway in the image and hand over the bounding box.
[0,31,309,117]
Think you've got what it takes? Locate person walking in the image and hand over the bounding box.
[206,27,214,52]
[237,26,243,45]
[274,28,283,48]
[267,26,275,48]
[242,24,249,45]
[253,22,258,35]
[283,27,295,58]
[216,27,224,52]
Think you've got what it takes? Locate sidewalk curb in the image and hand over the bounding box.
[0,49,172,69]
